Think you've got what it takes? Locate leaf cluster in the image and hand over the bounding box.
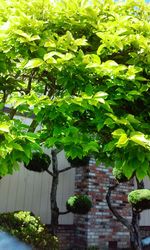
[0,0,150,180]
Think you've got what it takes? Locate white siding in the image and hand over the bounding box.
[140,178,150,226]
[0,151,75,224]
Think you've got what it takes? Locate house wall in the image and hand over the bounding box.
[0,150,75,225]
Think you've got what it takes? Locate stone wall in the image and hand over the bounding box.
[74,160,134,249]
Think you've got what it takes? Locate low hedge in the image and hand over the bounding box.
[0,211,58,250]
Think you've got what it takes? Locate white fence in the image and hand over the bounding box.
[0,151,75,225]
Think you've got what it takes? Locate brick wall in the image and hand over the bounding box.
[47,225,75,250]
[47,160,149,250]
[74,161,134,249]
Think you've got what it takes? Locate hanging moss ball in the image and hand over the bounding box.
[66,194,92,214]
[68,157,90,167]
[25,152,51,172]
[128,189,150,212]
[113,167,129,183]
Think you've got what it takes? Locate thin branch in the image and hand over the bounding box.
[2,90,7,103]
[28,119,37,132]
[46,169,53,177]
[59,211,70,215]
[106,183,131,230]
[44,83,48,95]
[25,70,35,94]
[136,178,144,189]
[59,166,74,174]
[9,108,17,119]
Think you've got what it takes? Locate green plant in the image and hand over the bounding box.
[66,194,92,214]
[0,0,149,181]
[0,1,150,248]
[0,211,59,250]
[68,156,90,167]
[128,189,150,212]
[113,167,130,183]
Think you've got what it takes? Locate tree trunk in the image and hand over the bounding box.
[130,209,142,250]
[129,179,145,250]
[106,180,144,250]
[50,150,59,235]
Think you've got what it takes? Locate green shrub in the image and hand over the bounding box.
[66,195,92,214]
[25,153,51,172]
[113,167,129,183]
[0,211,58,250]
[68,157,90,167]
[128,189,150,212]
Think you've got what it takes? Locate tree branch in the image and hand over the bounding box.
[59,211,70,215]
[106,183,131,230]
[59,166,74,174]
[9,108,17,119]
[46,169,53,177]
[25,70,35,94]
[28,119,38,132]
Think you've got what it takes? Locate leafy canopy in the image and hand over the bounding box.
[0,0,150,180]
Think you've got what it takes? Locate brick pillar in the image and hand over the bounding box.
[74,159,134,249]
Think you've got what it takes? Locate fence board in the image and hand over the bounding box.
[0,152,75,224]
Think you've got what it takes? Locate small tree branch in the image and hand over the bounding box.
[136,178,144,189]
[9,108,17,119]
[28,119,38,132]
[106,183,131,230]
[59,166,74,174]
[59,211,70,215]
[25,70,36,94]
[46,169,53,177]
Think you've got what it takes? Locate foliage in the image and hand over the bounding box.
[24,152,51,172]
[0,0,150,180]
[113,167,130,183]
[66,194,92,214]
[0,211,59,250]
[128,189,150,211]
[68,156,90,167]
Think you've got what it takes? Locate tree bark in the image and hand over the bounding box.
[130,208,142,250]
[130,180,144,250]
[106,183,131,230]
[106,181,144,250]
[50,149,59,235]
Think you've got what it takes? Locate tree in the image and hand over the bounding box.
[0,0,150,248]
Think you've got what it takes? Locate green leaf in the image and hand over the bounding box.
[85,84,93,95]
[122,160,135,179]
[44,52,63,61]
[25,58,44,69]
[116,134,128,148]
[11,143,24,151]
[130,132,150,149]
[103,140,116,152]
[112,129,126,138]
[137,151,145,163]
[136,163,148,181]
[84,141,99,153]
[0,123,10,132]
[94,91,108,99]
